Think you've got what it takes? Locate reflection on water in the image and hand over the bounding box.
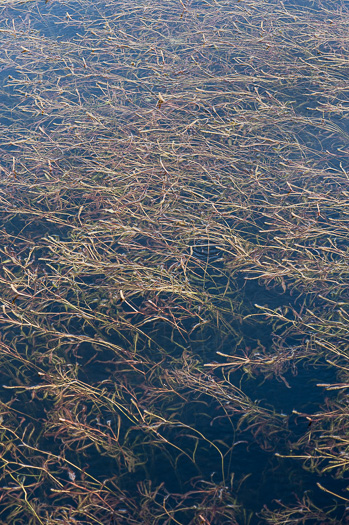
[0,0,348,523]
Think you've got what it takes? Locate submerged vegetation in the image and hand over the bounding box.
[0,0,348,522]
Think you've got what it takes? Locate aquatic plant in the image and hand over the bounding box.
[0,0,348,523]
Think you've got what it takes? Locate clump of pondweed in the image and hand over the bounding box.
[0,0,348,523]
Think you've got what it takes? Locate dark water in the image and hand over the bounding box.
[0,0,348,524]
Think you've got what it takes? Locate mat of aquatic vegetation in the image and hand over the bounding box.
[0,0,348,523]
